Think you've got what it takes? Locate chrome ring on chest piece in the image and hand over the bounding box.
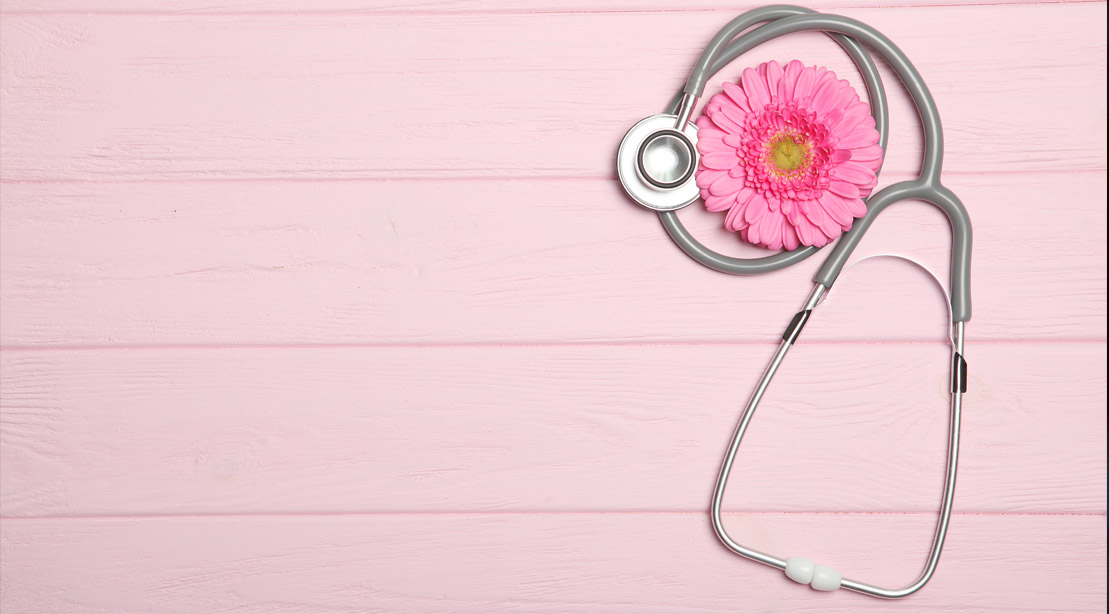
[617,113,700,211]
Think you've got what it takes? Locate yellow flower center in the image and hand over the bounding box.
[768,135,810,176]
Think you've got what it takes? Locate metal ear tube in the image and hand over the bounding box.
[616,5,972,599]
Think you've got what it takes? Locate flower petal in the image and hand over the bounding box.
[781,59,804,100]
[744,193,770,224]
[831,101,870,133]
[800,199,824,227]
[725,209,750,231]
[785,200,806,225]
[810,76,843,113]
[832,161,877,185]
[709,110,743,133]
[782,223,800,251]
[703,192,734,212]
[746,213,762,244]
[831,82,859,111]
[835,126,881,149]
[822,190,867,218]
[756,211,781,249]
[793,214,816,246]
[819,192,853,225]
[742,67,771,111]
[697,125,728,141]
[849,144,884,162]
[793,65,818,100]
[807,70,836,108]
[702,151,741,170]
[695,168,725,189]
[722,134,745,149]
[858,176,879,199]
[848,196,867,217]
[697,136,731,154]
[816,204,842,238]
[827,179,861,199]
[724,187,756,230]
[718,103,749,130]
[721,81,752,112]
[709,173,746,197]
[762,60,784,102]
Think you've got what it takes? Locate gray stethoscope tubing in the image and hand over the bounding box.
[641,5,973,599]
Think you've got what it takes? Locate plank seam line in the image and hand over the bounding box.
[0,0,1104,17]
[1,169,1106,185]
[2,511,1105,521]
[1,339,1106,352]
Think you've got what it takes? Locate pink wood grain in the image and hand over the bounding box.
[0,4,1105,182]
[1,1,1106,613]
[2,342,1104,516]
[1,513,1105,613]
[1,173,1105,347]
[0,0,1094,12]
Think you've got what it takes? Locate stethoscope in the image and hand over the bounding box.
[616,5,972,599]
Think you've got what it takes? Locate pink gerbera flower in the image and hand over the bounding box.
[695,60,883,250]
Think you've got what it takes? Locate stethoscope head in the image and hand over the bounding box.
[617,113,699,211]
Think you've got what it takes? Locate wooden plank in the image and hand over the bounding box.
[1,4,1104,181]
[2,342,1104,516]
[1,513,1104,613]
[1,173,1104,347]
[1,0,1090,14]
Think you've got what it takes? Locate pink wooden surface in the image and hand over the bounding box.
[2,342,1106,516]
[1,174,1105,346]
[2,514,1106,613]
[1,0,1105,612]
[1,5,1105,182]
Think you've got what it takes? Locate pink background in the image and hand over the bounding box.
[0,0,1105,612]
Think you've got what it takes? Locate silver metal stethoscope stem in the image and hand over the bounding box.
[673,92,698,132]
[708,283,967,598]
[709,283,825,572]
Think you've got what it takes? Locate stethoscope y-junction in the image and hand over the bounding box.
[616,5,972,599]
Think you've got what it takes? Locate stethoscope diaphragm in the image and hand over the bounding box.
[617,114,699,212]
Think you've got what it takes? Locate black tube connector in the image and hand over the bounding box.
[952,352,968,393]
[782,309,812,344]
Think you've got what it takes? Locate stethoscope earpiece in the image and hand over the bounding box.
[617,114,700,211]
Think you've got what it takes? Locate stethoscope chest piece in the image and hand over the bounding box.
[617,114,699,211]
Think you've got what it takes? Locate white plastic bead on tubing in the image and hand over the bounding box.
[811,564,842,591]
[785,557,842,591]
[785,557,815,584]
